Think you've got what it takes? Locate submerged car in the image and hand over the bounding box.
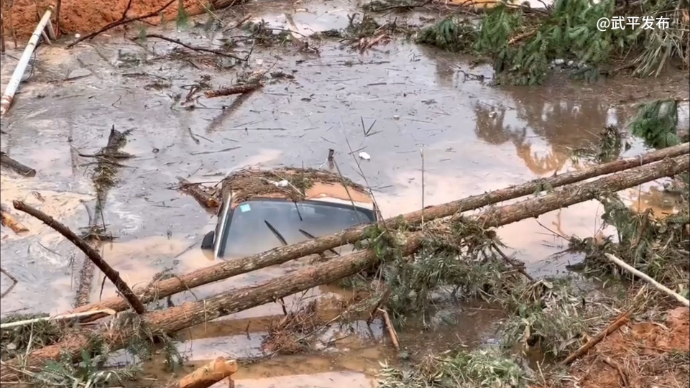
[201,168,378,259]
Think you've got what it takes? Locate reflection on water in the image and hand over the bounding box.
[474,97,619,176]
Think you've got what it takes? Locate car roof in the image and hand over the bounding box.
[219,167,375,210]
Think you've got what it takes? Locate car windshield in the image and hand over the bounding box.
[217,199,375,258]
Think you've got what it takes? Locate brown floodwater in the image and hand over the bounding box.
[1,0,688,386]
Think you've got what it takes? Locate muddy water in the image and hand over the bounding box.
[1,0,688,386]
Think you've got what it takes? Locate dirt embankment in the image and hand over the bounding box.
[2,0,205,40]
[570,307,690,388]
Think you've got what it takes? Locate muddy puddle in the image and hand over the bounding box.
[1,0,689,386]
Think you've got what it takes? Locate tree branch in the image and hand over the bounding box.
[12,200,147,314]
[66,0,176,48]
[145,33,249,61]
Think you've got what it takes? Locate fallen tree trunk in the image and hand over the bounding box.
[66,143,690,320]
[4,154,687,377]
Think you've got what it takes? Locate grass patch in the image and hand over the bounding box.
[378,347,530,388]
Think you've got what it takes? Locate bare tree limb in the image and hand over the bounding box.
[66,0,175,48]
[12,200,147,314]
[146,34,249,61]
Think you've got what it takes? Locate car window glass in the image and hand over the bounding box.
[219,200,374,258]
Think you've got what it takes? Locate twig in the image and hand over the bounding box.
[604,253,690,307]
[1,152,36,176]
[340,122,386,223]
[204,83,262,98]
[0,267,18,299]
[367,287,391,325]
[1,2,5,54]
[602,357,629,387]
[508,29,536,45]
[378,308,399,350]
[331,159,364,225]
[562,309,631,365]
[491,243,534,282]
[369,0,431,12]
[0,309,116,329]
[145,33,249,61]
[12,200,147,314]
[420,148,425,229]
[630,209,651,249]
[233,13,252,29]
[75,249,96,307]
[66,0,176,48]
[189,146,240,155]
[54,0,61,37]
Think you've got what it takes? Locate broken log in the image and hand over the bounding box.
[167,357,238,388]
[12,201,147,315]
[177,177,220,209]
[204,83,263,98]
[5,154,687,376]
[68,144,690,321]
[0,152,36,176]
[0,204,29,234]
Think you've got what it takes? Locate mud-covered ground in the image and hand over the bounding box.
[1,1,689,387]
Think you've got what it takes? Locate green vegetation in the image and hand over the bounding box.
[630,99,682,149]
[416,0,688,85]
[379,348,529,388]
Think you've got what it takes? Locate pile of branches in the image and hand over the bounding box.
[417,0,689,85]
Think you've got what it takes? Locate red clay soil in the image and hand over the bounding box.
[2,0,205,40]
[567,307,690,388]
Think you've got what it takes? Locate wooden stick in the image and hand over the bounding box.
[1,152,36,176]
[1,204,29,234]
[54,0,61,38]
[562,309,631,365]
[604,253,690,307]
[66,0,176,48]
[145,34,248,61]
[204,82,262,98]
[602,356,629,387]
[0,267,18,299]
[367,287,391,325]
[1,0,5,54]
[168,357,238,388]
[12,201,147,314]
[491,243,534,282]
[0,309,116,329]
[378,308,400,350]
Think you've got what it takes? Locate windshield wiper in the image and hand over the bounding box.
[298,228,340,256]
[264,220,288,246]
